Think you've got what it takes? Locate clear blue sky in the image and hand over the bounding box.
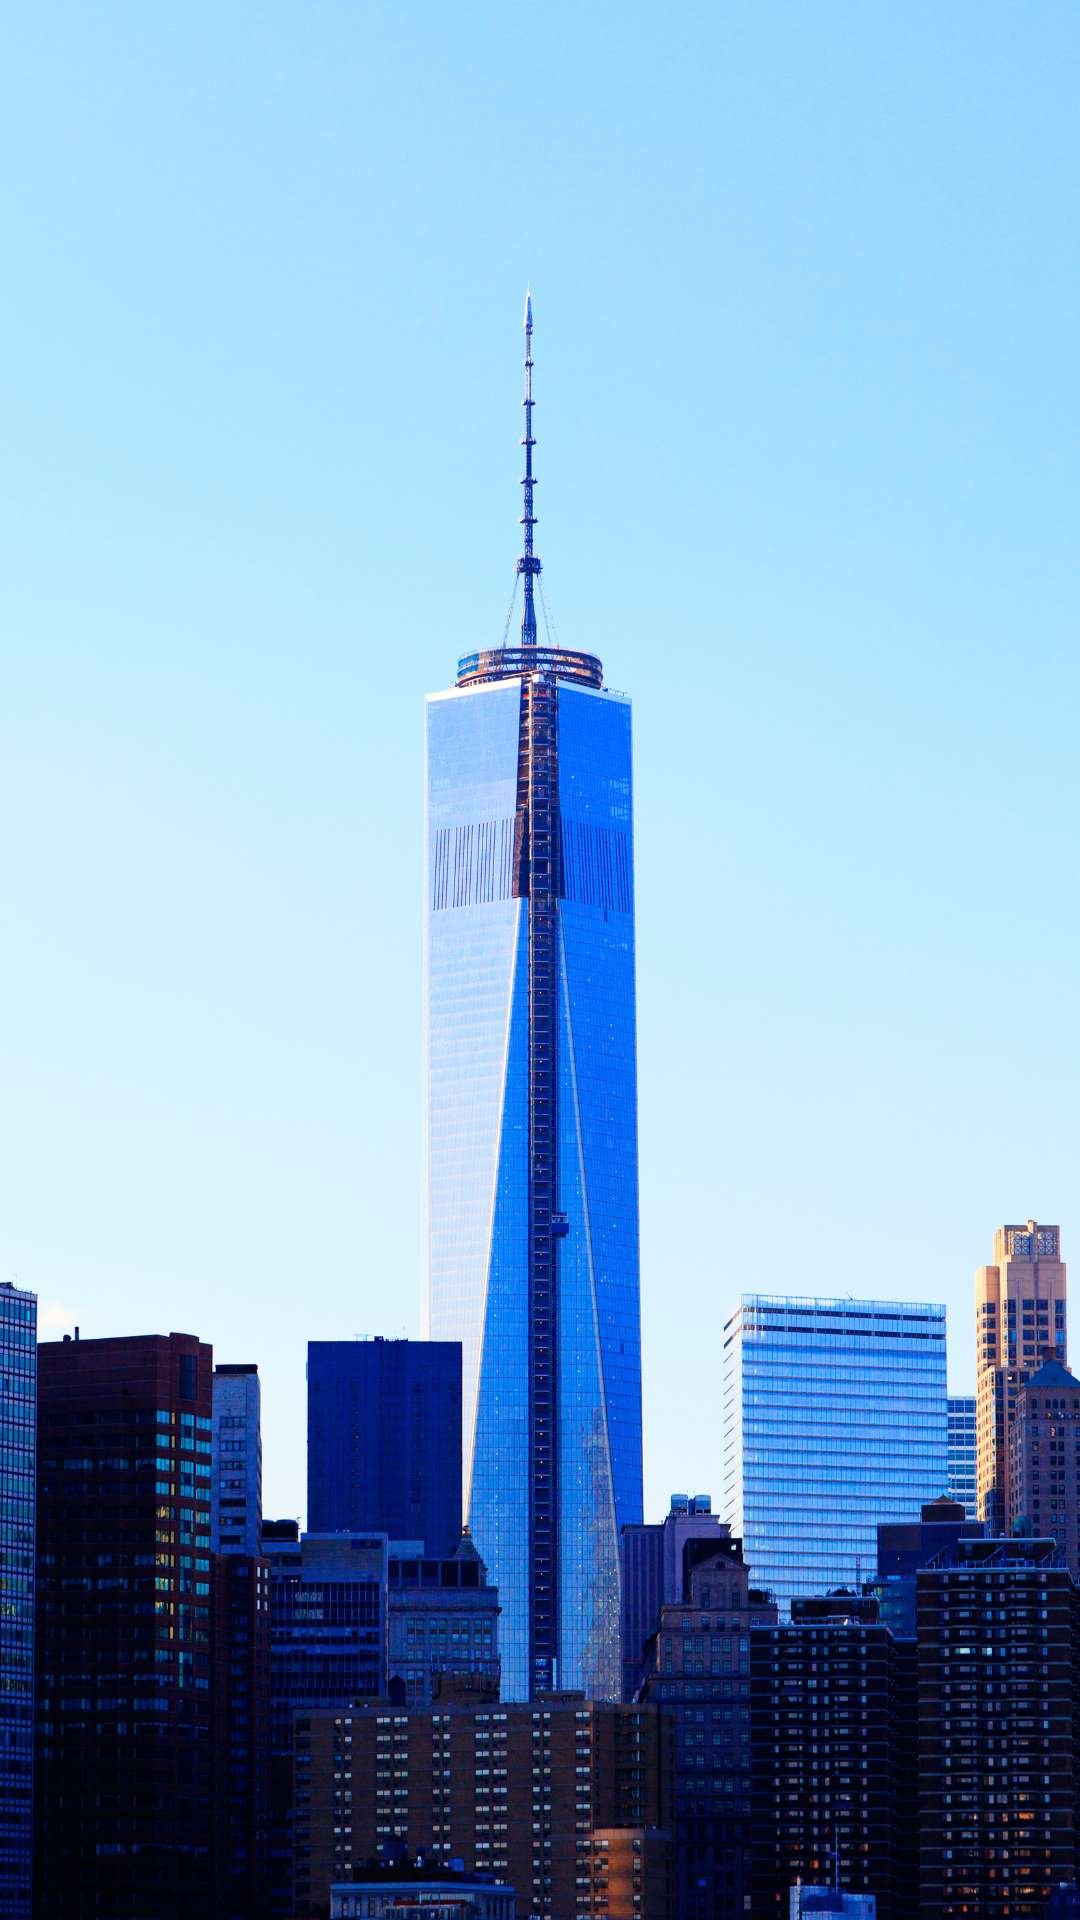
[2,3,1078,1526]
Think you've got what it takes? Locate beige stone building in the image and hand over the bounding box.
[974,1220,1067,1528]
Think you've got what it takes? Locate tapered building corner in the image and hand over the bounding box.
[424,298,643,1699]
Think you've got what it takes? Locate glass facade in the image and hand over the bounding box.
[721,1295,948,1616]
[0,1283,35,1920]
[425,670,642,1700]
[35,1333,216,1919]
[308,1339,462,1559]
[265,1532,387,1746]
[946,1393,977,1519]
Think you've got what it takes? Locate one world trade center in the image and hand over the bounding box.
[424,298,642,1701]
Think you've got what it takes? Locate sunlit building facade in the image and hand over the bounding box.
[721,1296,948,1615]
[974,1219,1067,1531]
[425,660,642,1700]
[424,301,642,1702]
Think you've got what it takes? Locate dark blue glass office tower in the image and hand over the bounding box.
[307,1339,462,1558]
[425,299,643,1700]
[0,1282,35,1920]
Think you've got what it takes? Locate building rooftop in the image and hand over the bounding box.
[731,1293,946,1316]
[455,644,603,689]
[1023,1359,1080,1392]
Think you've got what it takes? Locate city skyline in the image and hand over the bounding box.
[3,7,1080,1530]
[4,11,1080,1916]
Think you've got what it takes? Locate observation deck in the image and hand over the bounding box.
[456,644,603,690]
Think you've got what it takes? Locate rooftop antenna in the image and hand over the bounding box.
[518,290,540,647]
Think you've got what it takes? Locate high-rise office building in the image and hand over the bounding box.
[213,1361,263,1555]
[307,1339,462,1558]
[424,299,643,1699]
[387,1530,500,1707]
[620,1494,726,1702]
[721,1296,948,1615]
[946,1395,977,1518]
[974,1220,1067,1530]
[35,1331,217,1920]
[263,1524,388,1915]
[1009,1358,1080,1573]
[0,1282,36,1920]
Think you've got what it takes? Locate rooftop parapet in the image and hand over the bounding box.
[456,644,603,689]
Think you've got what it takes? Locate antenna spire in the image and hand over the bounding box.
[517,289,540,646]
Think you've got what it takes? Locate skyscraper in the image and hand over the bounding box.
[263,1525,387,1915]
[946,1394,977,1518]
[212,1362,271,1919]
[721,1296,948,1615]
[974,1219,1067,1529]
[212,1360,263,1556]
[35,1331,217,1920]
[307,1338,462,1557]
[0,1281,36,1920]
[424,297,643,1700]
[638,1532,777,1920]
[387,1531,501,1708]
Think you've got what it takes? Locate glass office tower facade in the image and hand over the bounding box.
[0,1282,36,1920]
[947,1394,977,1519]
[425,654,642,1700]
[307,1338,462,1558]
[721,1295,948,1615]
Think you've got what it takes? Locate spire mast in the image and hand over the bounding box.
[518,290,540,647]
